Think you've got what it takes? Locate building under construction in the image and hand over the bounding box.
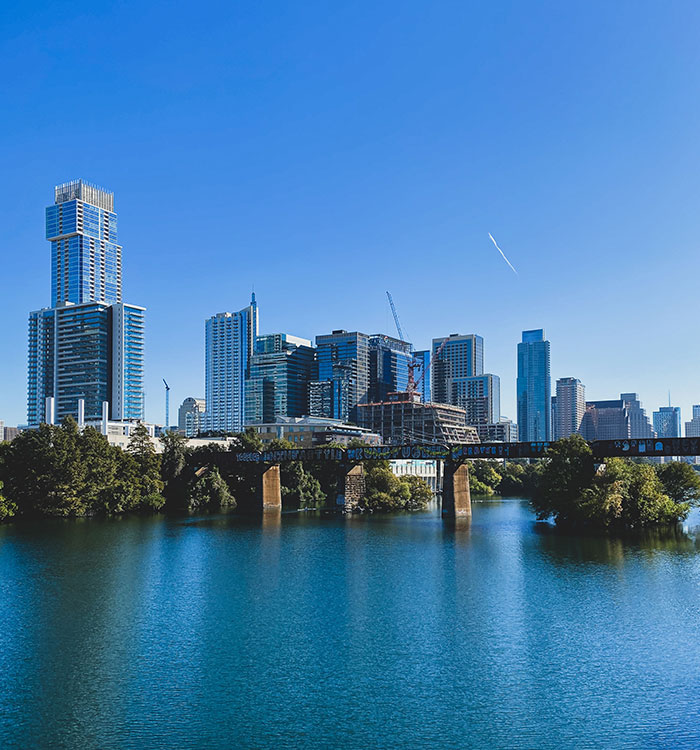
[356,391,479,445]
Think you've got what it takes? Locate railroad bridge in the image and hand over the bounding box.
[208,437,700,518]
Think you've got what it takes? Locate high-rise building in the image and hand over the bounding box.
[178,397,206,437]
[204,296,258,433]
[579,399,630,441]
[477,419,518,443]
[620,393,655,438]
[27,181,145,427]
[554,377,585,439]
[516,329,551,442]
[685,406,700,437]
[454,374,501,426]
[653,406,681,439]
[245,333,315,423]
[368,334,411,403]
[431,333,484,404]
[310,330,370,422]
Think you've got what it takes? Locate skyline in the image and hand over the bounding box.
[3,1,700,426]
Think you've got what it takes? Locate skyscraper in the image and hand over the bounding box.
[516,329,551,442]
[431,334,484,404]
[653,406,681,439]
[554,377,585,439]
[27,181,145,426]
[368,334,411,403]
[455,374,501,426]
[204,296,258,433]
[620,393,655,438]
[245,333,315,423]
[685,405,700,437]
[178,397,206,437]
[310,330,370,422]
[412,350,431,403]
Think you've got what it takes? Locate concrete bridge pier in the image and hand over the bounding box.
[442,461,471,519]
[336,463,366,512]
[260,464,282,513]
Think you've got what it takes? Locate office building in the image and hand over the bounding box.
[516,329,551,442]
[477,419,518,443]
[368,334,411,403]
[431,333,484,404]
[579,399,630,441]
[27,181,145,427]
[311,330,370,421]
[0,422,20,442]
[554,377,586,439]
[204,295,258,433]
[178,397,206,437]
[620,393,655,438]
[357,391,479,445]
[245,333,315,423]
[653,406,681,439]
[453,374,501,426]
[685,406,700,438]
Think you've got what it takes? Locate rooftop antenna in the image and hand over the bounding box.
[163,378,170,430]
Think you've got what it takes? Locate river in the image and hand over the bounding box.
[1,498,699,749]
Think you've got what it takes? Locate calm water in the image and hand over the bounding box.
[2,499,700,749]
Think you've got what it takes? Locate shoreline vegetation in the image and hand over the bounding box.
[0,426,698,532]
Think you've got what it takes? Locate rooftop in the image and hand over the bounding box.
[54,179,114,212]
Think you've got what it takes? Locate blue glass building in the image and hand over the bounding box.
[27,181,145,426]
[245,333,315,423]
[412,350,431,403]
[653,406,681,438]
[516,329,551,442]
[368,334,411,403]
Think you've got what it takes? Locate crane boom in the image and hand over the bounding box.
[386,291,405,342]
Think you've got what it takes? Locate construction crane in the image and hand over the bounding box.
[163,378,170,431]
[386,291,405,342]
[386,290,423,395]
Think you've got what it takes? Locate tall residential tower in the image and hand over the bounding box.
[516,329,551,442]
[28,180,145,426]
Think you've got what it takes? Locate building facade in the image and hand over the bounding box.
[554,377,585,440]
[245,333,315,423]
[368,334,411,403]
[516,329,551,442]
[620,393,655,438]
[249,416,382,447]
[476,419,518,443]
[431,333,484,404]
[653,406,681,439]
[356,391,479,445]
[204,296,258,433]
[311,330,370,422]
[178,397,206,437]
[412,350,431,403]
[579,399,630,441]
[27,181,145,427]
[685,406,700,437]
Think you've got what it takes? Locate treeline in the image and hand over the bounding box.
[532,435,700,529]
[0,420,433,521]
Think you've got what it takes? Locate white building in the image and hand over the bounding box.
[204,295,258,433]
[554,377,585,440]
[390,459,439,494]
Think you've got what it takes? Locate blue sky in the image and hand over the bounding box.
[2,0,699,427]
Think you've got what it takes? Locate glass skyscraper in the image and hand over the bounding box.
[245,333,315,423]
[653,406,681,439]
[516,329,551,442]
[368,334,411,403]
[27,181,145,426]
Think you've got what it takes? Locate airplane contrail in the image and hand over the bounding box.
[488,232,518,275]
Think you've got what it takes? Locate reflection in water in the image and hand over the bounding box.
[1,500,700,749]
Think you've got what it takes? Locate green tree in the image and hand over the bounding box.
[160,431,190,508]
[0,479,16,521]
[531,435,595,524]
[189,466,236,511]
[656,462,700,504]
[359,461,411,512]
[127,423,165,510]
[401,474,432,511]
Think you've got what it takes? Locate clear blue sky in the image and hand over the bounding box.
[2,0,700,428]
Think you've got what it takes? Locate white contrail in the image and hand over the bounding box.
[488,232,518,275]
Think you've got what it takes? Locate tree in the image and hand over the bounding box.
[127,423,165,510]
[469,460,502,496]
[0,479,16,522]
[359,461,411,512]
[656,462,700,504]
[401,475,432,511]
[531,435,595,524]
[189,467,236,511]
[160,431,190,508]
